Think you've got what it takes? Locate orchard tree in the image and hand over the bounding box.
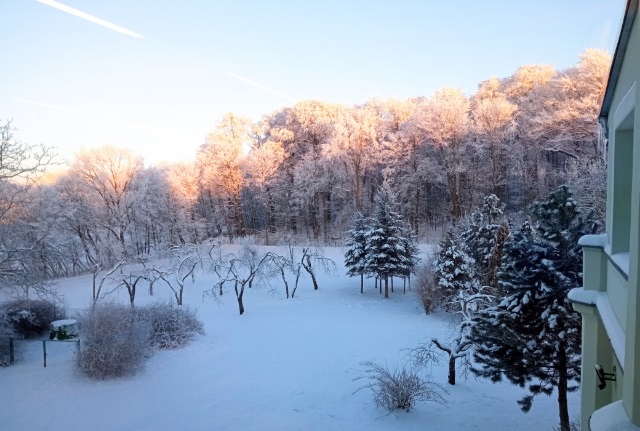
[470,186,597,431]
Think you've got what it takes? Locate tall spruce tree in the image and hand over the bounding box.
[365,184,404,299]
[397,224,420,293]
[435,229,476,307]
[461,194,508,289]
[469,186,597,431]
[344,212,369,293]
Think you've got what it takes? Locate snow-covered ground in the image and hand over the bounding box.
[0,246,577,431]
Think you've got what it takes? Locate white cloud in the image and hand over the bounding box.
[36,0,143,39]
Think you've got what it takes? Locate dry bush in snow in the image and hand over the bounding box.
[354,361,447,412]
[75,302,151,379]
[137,302,204,349]
[414,255,442,315]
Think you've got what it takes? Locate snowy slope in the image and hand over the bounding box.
[0,246,578,431]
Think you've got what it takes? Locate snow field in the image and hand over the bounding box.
[0,246,577,431]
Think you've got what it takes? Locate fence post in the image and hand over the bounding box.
[43,340,47,368]
[9,337,14,365]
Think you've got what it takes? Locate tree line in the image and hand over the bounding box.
[0,49,609,295]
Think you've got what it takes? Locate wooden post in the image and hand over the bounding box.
[43,340,47,368]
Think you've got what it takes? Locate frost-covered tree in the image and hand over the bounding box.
[197,113,253,242]
[0,120,58,297]
[470,186,597,431]
[415,87,471,220]
[71,146,144,259]
[344,212,369,293]
[365,184,405,298]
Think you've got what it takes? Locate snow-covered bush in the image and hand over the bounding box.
[137,302,204,349]
[354,361,447,412]
[0,299,66,338]
[76,302,151,379]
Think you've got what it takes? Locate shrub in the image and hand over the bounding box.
[0,298,66,338]
[75,301,204,379]
[414,256,442,315]
[0,314,17,366]
[137,302,204,349]
[354,361,448,412]
[75,302,151,379]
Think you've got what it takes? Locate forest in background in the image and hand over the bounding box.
[0,48,611,292]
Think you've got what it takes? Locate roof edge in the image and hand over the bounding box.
[600,0,639,131]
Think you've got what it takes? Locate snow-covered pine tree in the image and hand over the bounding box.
[461,194,508,289]
[365,184,405,299]
[344,212,370,294]
[434,229,476,308]
[397,223,420,293]
[469,185,597,431]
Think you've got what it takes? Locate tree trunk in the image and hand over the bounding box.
[281,267,289,298]
[360,273,363,294]
[448,355,456,385]
[237,295,245,315]
[384,274,389,298]
[557,348,570,431]
[235,281,245,315]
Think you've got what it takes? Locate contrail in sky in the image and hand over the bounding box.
[14,98,87,115]
[36,0,143,39]
[226,71,297,103]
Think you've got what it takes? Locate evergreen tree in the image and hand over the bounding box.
[469,186,597,431]
[365,184,404,299]
[435,229,476,307]
[461,194,508,289]
[344,212,369,293]
[397,224,421,293]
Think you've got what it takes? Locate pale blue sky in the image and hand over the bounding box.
[0,0,626,165]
